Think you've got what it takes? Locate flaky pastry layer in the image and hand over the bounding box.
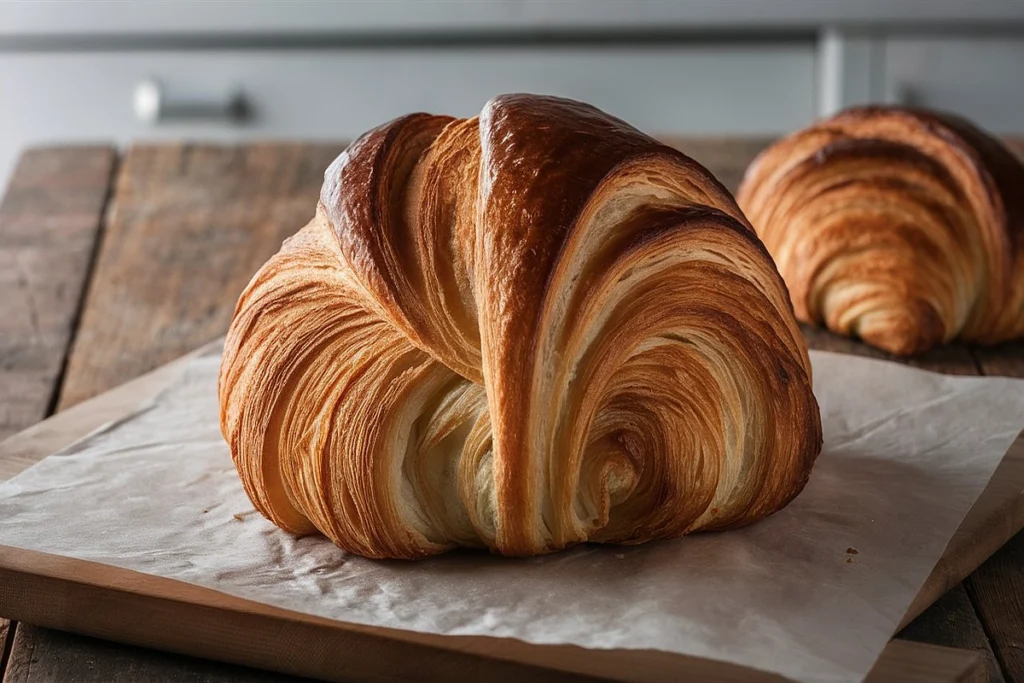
[220,95,822,558]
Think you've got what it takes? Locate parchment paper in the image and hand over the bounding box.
[2,346,1024,683]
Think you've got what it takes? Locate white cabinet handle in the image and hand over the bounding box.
[133,79,248,124]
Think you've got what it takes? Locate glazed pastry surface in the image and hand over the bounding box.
[220,94,822,558]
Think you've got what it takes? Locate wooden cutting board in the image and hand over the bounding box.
[0,341,1018,683]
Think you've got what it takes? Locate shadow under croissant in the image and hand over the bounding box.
[284,451,936,581]
[239,449,955,682]
[799,322,991,374]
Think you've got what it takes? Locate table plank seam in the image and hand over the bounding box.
[0,620,15,682]
[42,154,121,419]
[968,347,985,376]
[963,343,1020,683]
[965,578,1016,683]
[962,588,1008,683]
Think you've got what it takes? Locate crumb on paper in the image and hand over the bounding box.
[846,557,853,564]
[233,510,259,522]
[846,547,859,555]
[202,508,210,514]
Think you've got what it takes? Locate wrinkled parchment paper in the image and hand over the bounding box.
[2,346,1024,683]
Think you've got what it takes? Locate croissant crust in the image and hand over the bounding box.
[737,106,1024,356]
[219,95,822,559]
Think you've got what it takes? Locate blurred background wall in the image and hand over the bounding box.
[2,0,1023,189]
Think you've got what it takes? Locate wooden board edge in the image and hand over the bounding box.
[900,433,1024,628]
[0,545,791,683]
[868,640,984,683]
[0,545,983,683]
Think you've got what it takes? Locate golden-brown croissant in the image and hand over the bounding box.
[219,94,822,559]
[737,106,1024,356]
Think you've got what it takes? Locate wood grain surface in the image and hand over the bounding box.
[57,143,343,410]
[899,585,1005,683]
[0,141,342,679]
[0,146,116,682]
[3,143,340,683]
[2,139,1023,682]
[0,617,11,677]
[665,137,774,193]
[968,533,1024,683]
[968,534,1024,683]
[974,343,1024,378]
[0,147,115,440]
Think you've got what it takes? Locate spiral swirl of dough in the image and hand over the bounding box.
[738,106,1024,356]
[219,95,821,559]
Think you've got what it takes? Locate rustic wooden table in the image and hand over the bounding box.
[0,140,1022,683]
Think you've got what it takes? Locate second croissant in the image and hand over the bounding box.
[738,106,1024,356]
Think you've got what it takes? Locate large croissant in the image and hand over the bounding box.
[219,94,822,559]
[737,106,1024,356]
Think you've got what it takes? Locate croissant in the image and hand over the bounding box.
[219,94,822,559]
[737,106,1024,356]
